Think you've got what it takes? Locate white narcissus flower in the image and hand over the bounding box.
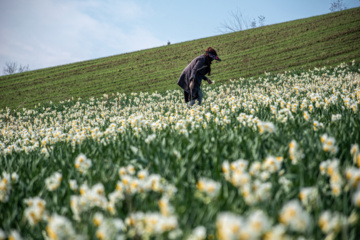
[186,226,206,240]
[196,177,221,199]
[74,153,92,174]
[45,172,62,191]
[24,197,46,226]
[279,200,312,233]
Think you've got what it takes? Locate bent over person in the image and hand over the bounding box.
[177,47,221,107]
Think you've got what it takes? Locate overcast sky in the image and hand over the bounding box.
[1,0,359,74]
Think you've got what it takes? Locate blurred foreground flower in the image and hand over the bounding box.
[74,153,92,174]
[95,217,125,240]
[186,226,206,240]
[216,210,271,240]
[350,144,360,167]
[24,197,46,226]
[125,212,178,238]
[45,214,77,240]
[0,171,18,202]
[196,177,221,201]
[299,187,318,209]
[45,172,62,191]
[320,134,338,154]
[279,200,312,233]
[289,140,303,165]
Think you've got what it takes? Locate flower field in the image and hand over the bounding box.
[1,62,360,240]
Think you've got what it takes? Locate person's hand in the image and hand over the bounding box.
[207,79,213,84]
[189,79,195,90]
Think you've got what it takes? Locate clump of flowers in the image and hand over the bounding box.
[117,165,176,197]
[216,210,271,240]
[320,134,338,154]
[69,179,78,191]
[345,167,360,189]
[319,159,343,196]
[350,144,360,167]
[7,230,22,240]
[24,197,47,226]
[288,140,304,165]
[279,200,312,233]
[303,111,311,121]
[318,210,348,239]
[144,133,156,144]
[313,120,324,131]
[353,190,360,207]
[95,216,126,240]
[263,224,288,240]
[158,196,175,217]
[276,108,294,123]
[0,229,23,240]
[299,187,318,209]
[236,113,259,130]
[0,172,18,202]
[41,146,50,158]
[70,182,108,220]
[74,153,92,174]
[186,226,206,240]
[216,212,242,240]
[279,176,293,193]
[222,159,274,205]
[257,121,276,134]
[262,156,283,174]
[92,212,104,227]
[196,177,221,202]
[45,172,62,191]
[45,214,77,240]
[331,114,342,122]
[125,212,179,238]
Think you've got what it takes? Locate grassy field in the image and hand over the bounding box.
[0,7,360,110]
[0,62,360,239]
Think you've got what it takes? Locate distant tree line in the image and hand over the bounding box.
[218,9,266,33]
[219,0,350,33]
[330,0,347,12]
[3,62,29,75]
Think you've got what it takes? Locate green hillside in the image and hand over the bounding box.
[1,7,360,109]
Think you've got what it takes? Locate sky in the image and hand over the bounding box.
[1,0,359,75]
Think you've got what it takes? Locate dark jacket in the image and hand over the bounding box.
[177,54,210,99]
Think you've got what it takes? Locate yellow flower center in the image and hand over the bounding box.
[197,181,204,191]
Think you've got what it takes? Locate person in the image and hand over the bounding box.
[177,47,221,107]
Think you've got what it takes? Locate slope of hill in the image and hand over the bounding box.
[1,7,359,109]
